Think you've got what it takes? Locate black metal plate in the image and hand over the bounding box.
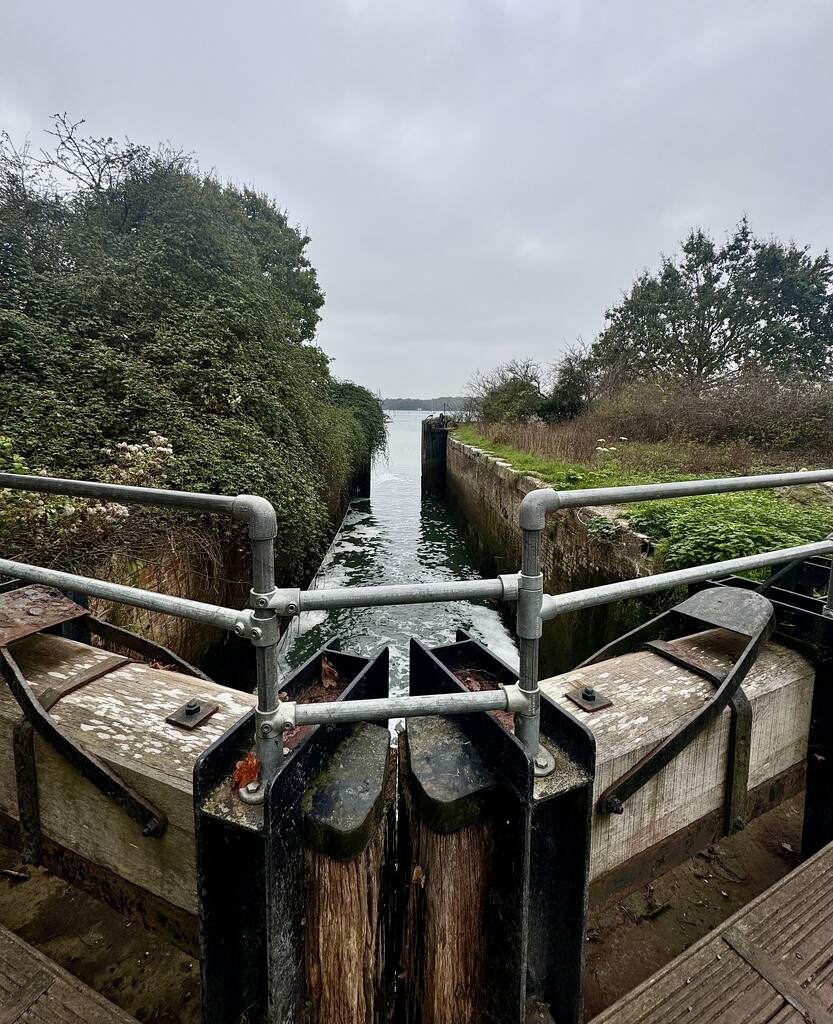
[165,698,219,729]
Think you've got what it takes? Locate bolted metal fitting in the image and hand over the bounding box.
[566,683,612,713]
[532,744,556,778]
[185,699,201,716]
[605,796,624,814]
[232,610,280,647]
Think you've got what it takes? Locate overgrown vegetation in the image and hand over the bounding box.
[457,424,833,569]
[0,116,385,581]
[461,220,833,569]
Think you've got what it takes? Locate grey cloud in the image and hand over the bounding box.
[2,0,830,395]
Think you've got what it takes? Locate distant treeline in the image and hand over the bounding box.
[382,396,466,411]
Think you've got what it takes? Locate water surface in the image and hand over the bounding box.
[278,410,518,691]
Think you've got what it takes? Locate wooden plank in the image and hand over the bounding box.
[0,633,255,915]
[589,843,833,1024]
[9,635,128,694]
[0,923,136,1023]
[730,843,833,1016]
[539,630,815,880]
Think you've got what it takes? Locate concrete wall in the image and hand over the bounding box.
[446,438,677,674]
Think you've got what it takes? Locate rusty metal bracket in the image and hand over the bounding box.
[13,717,41,864]
[0,585,87,643]
[642,639,752,834]
[580,588,773,817]
[80,614,212,681]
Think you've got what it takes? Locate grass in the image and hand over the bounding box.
[454,424,833,570]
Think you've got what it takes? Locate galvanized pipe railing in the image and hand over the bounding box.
[540,539,833,619]
[514,468,833,773]
[0,472,282,777]
[3,468,833,786]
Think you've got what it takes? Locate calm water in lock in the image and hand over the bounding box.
[277,410,518,692]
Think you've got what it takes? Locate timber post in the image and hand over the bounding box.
[405,632,596,1024]
[194,643,391,1024]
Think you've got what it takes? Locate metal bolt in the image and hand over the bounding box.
[606,797,625,815]
[250,627,262,640]
[734,817,745,830]
[142,818,160,837]
[582,686,596,702]
[261,722,273,735]
[286,603,298,615]
[282,720,294,732]
[535,755,549,770]
[245,781,260,793]
[185,700,201,716]
[234,623,245,636]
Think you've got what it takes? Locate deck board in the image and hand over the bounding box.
[590,843,833,1024]
[0,924,136,1023]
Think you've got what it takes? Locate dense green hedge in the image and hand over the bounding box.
[0,125,385,578]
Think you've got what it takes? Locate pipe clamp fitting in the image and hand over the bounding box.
[233,610,280,646]
[517,573,544,639]
[498,573,521,602]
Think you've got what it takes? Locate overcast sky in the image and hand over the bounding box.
[2,1,831,397]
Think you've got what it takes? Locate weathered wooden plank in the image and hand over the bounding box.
[589,843,833,1024]
[9,635,128,696]
[729,843,833,1015]
[0,634,255,915]
[540,630,815,879]
[0,923,137,1023]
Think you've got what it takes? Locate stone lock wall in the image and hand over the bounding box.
[445,439,674,674]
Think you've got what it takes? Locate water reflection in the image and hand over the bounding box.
[278,411,518,692]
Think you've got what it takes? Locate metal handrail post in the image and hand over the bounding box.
[515,525,552,774]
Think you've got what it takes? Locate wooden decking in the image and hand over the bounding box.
[591,841,833,1024]
[0,923,137,1023]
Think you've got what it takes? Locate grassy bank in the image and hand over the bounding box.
[455,424,833,570]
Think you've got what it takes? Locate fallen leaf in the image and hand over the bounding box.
[232,751,262,789]
[412,865,426,889]
[321,656,340,689]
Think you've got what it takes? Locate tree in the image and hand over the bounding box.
[592,219,833,387]
[467,359,546,422]
[0,117,384,577]
[541,342,594,421]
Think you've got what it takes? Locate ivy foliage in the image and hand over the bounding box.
[0,117,385,577]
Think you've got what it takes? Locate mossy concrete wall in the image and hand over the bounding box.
[446,438,676,675]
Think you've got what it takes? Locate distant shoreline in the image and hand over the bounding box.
[381,397,466,411]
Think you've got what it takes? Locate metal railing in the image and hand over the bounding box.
[2,468,833,791]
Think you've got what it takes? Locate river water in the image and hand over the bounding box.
[277,410,518,692]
